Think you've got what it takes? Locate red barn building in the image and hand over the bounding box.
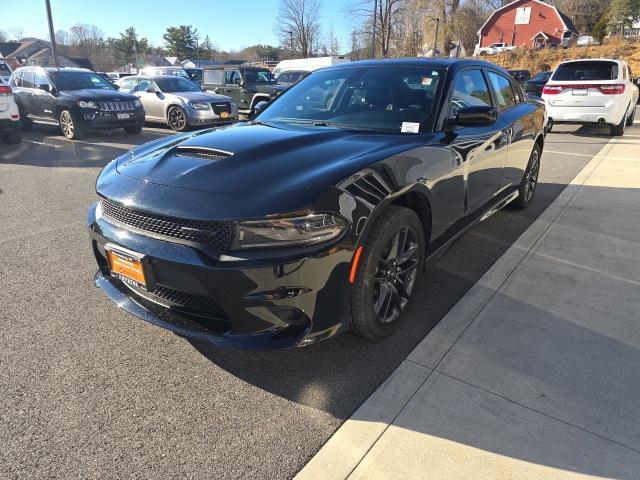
[477,0,579,50]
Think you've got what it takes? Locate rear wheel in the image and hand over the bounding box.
[626,107,635,127]
[1,125,22,144]
[59,109,85,140]
[167,106,188,131]
[21,115,33,132]
[511,143,541,210]
[610,109,627,136]
[350,206,425,341]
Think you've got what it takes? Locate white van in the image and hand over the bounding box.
[272,56,349,75]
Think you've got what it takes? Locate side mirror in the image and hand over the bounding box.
[252,100,269,118]
[38,84,50,92]
[201,86,206,92]
[234,78,243,86]
[112,84,120,90]
[449,106,497,127]
[146,87,158,94]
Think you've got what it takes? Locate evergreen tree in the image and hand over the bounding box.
[163,25,199,60]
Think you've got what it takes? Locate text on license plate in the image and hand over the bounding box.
[117,113,130,120]
[572,89,588,96]
[220,111,229,119]
[105,246,146,287]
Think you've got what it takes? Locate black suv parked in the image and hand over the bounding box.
[9,67,145,139]
[202,65,286,114]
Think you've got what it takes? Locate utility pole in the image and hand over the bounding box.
[372,0,378,58]
[44,0,59,67]
[432,16,440,57]
[289,30,294,57]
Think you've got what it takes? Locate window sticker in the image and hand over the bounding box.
[421,77,433,86]
[401,122,420,133]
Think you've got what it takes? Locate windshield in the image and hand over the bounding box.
[51,71,114,91]
[155,77,200,93]
[531,71,552,82]
[552,61,618,81]
[257,66,445,133]
[244,69,276,84]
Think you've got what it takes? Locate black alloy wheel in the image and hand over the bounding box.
[351,206,425,340]
[167,105,188,131]
[511,143,541,210]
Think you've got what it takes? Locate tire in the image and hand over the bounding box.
[610,110,627,136]
[350,206,425,341]
[1,125,22,144]
[167,105,188,131]
[59,109,85,140]
[21,115,33,132]
[124,124,143,135]
[510,143,541,210]
[545,118,553,134]
[626,107,635,127]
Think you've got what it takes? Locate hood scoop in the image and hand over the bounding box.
[173,146,233,160]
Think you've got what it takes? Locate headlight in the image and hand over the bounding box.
[231,213,348,249]
[134,99,142,108]
[78,101,98,109]
[189,101,209,110]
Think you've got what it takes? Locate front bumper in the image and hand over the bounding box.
[79,109,146,130]
[186,104,239,126]
[87,202,354,349]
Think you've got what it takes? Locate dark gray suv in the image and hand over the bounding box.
[202,65,286,115]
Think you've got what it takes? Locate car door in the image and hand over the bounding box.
[31,70,56,120]
[135,79,163,120]
[222,69,243,107]
[17,70,37,117]
[443,68,509,214]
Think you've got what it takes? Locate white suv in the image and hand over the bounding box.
[475,43,516,56]
[542,59,639,136]
[0,78,21,144]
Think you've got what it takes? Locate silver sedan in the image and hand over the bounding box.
[116,75,238,131]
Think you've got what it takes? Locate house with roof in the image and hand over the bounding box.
[477,0,579,50]
[0,39,93,70]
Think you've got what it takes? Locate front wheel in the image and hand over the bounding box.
[124,124,143,135]
[350,206,425,341]
[167,106,188,131]
[59,109,84,140]
[510,143,541,210]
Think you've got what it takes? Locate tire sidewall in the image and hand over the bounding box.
[351,207,425,340]
[167,106,188,131]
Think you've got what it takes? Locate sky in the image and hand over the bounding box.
[2,0,355,52]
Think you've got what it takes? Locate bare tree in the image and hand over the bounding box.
[8,27,25,41]
[274,0,322,58]
[349,0,406,57]
[324,26,341,55]
[0,30,7,42]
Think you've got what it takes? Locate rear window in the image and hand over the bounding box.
[552,61,618,81]
[0,63,11,76]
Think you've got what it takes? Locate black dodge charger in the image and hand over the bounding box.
[88,58,545,349]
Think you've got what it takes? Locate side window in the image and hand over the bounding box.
[487,71,516,110]
[22,71,35,88]
[510,80,523,104]
[203,69,223,85]
[136,79,154,92]
[120,78,137,91]
[34,71,50,89]
[449,69,492,118]
[12,72,22,87]
[225,70,240,85]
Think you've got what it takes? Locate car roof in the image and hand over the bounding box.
[557,58,622,64]
[319,58,505,73]
[119,75,187,80]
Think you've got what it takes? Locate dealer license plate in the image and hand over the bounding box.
[220,111,229,119]
[105,244,146,288]
[117,113,130,120]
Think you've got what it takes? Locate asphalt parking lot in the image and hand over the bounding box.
[0,112,635,480]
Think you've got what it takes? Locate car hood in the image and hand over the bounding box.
[60,89,138,101]
[169,91,231,103]
[115,122,429,197]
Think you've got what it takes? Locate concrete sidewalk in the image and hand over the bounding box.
[297,129,640,479]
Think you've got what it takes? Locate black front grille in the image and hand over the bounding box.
[211,102,231,115]
[149,286,229,320]
[100,198,232,251]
